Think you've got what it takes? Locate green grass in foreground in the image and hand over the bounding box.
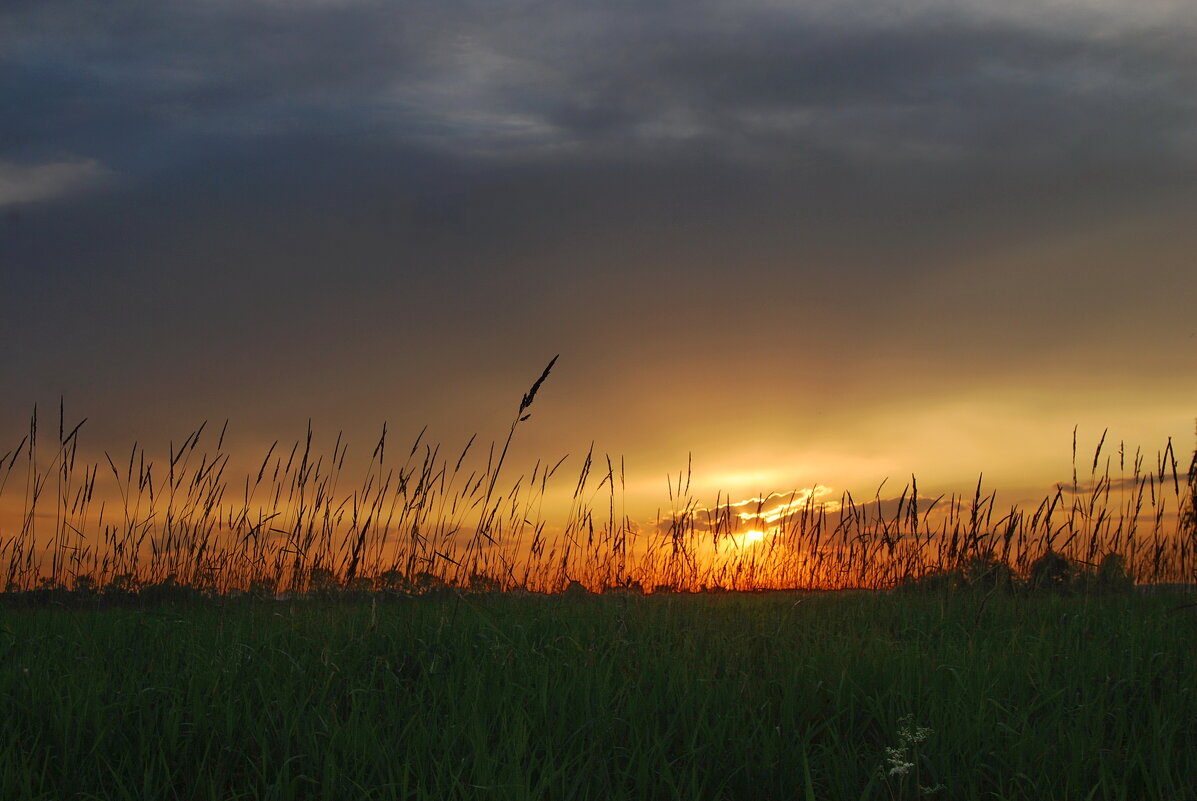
[1,591,1195,800]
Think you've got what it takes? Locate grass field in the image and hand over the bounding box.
[2,588,1195,800]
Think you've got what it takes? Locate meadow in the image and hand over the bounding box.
[1,373,1196,800]
[2,588,1195,800]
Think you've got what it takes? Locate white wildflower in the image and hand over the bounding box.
[882,717,942,796]
[885,747,914,776]
[897,715,933,744]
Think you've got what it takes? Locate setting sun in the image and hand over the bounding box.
[740,530,768,546]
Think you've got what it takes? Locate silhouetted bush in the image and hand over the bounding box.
[467,573,500,594]
[1030,549,1076,591]
[414,571,454,598]
[247,578,277,599]
[376,570,412,594]
[1095,553,1134,592]
[961,555,1015,591]
[307,567,340,597]
[72,575,98,596]
[894,569,962,594]
[103,573,140,602]
[564,579,590,596]
[139,574,201,605]
[345,576,374,593]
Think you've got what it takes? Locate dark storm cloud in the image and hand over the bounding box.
[4,0,1196,183]
[2,1,427,166]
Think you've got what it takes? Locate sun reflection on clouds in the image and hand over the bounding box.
[717,487,842,548]
[654,484,844,539]
[733,487,839,526]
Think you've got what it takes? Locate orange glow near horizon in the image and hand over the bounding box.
[1,403,1195,593]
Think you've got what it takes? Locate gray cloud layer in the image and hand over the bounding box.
[2,0,1196,486]
[5,0,1196,173]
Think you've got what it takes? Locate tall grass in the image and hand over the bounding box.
[1,375,1194,595]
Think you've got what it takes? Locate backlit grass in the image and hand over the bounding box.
[2,382,1195,594]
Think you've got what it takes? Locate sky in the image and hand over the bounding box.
[3,0,1197,523]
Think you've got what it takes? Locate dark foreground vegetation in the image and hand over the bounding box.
[2,588,1195,801]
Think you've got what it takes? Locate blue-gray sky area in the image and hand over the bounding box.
[2,0,1196,510]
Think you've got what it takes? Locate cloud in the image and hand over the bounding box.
[0,158,109,206]
[654,488,839,535]
[3,0,1195,173]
